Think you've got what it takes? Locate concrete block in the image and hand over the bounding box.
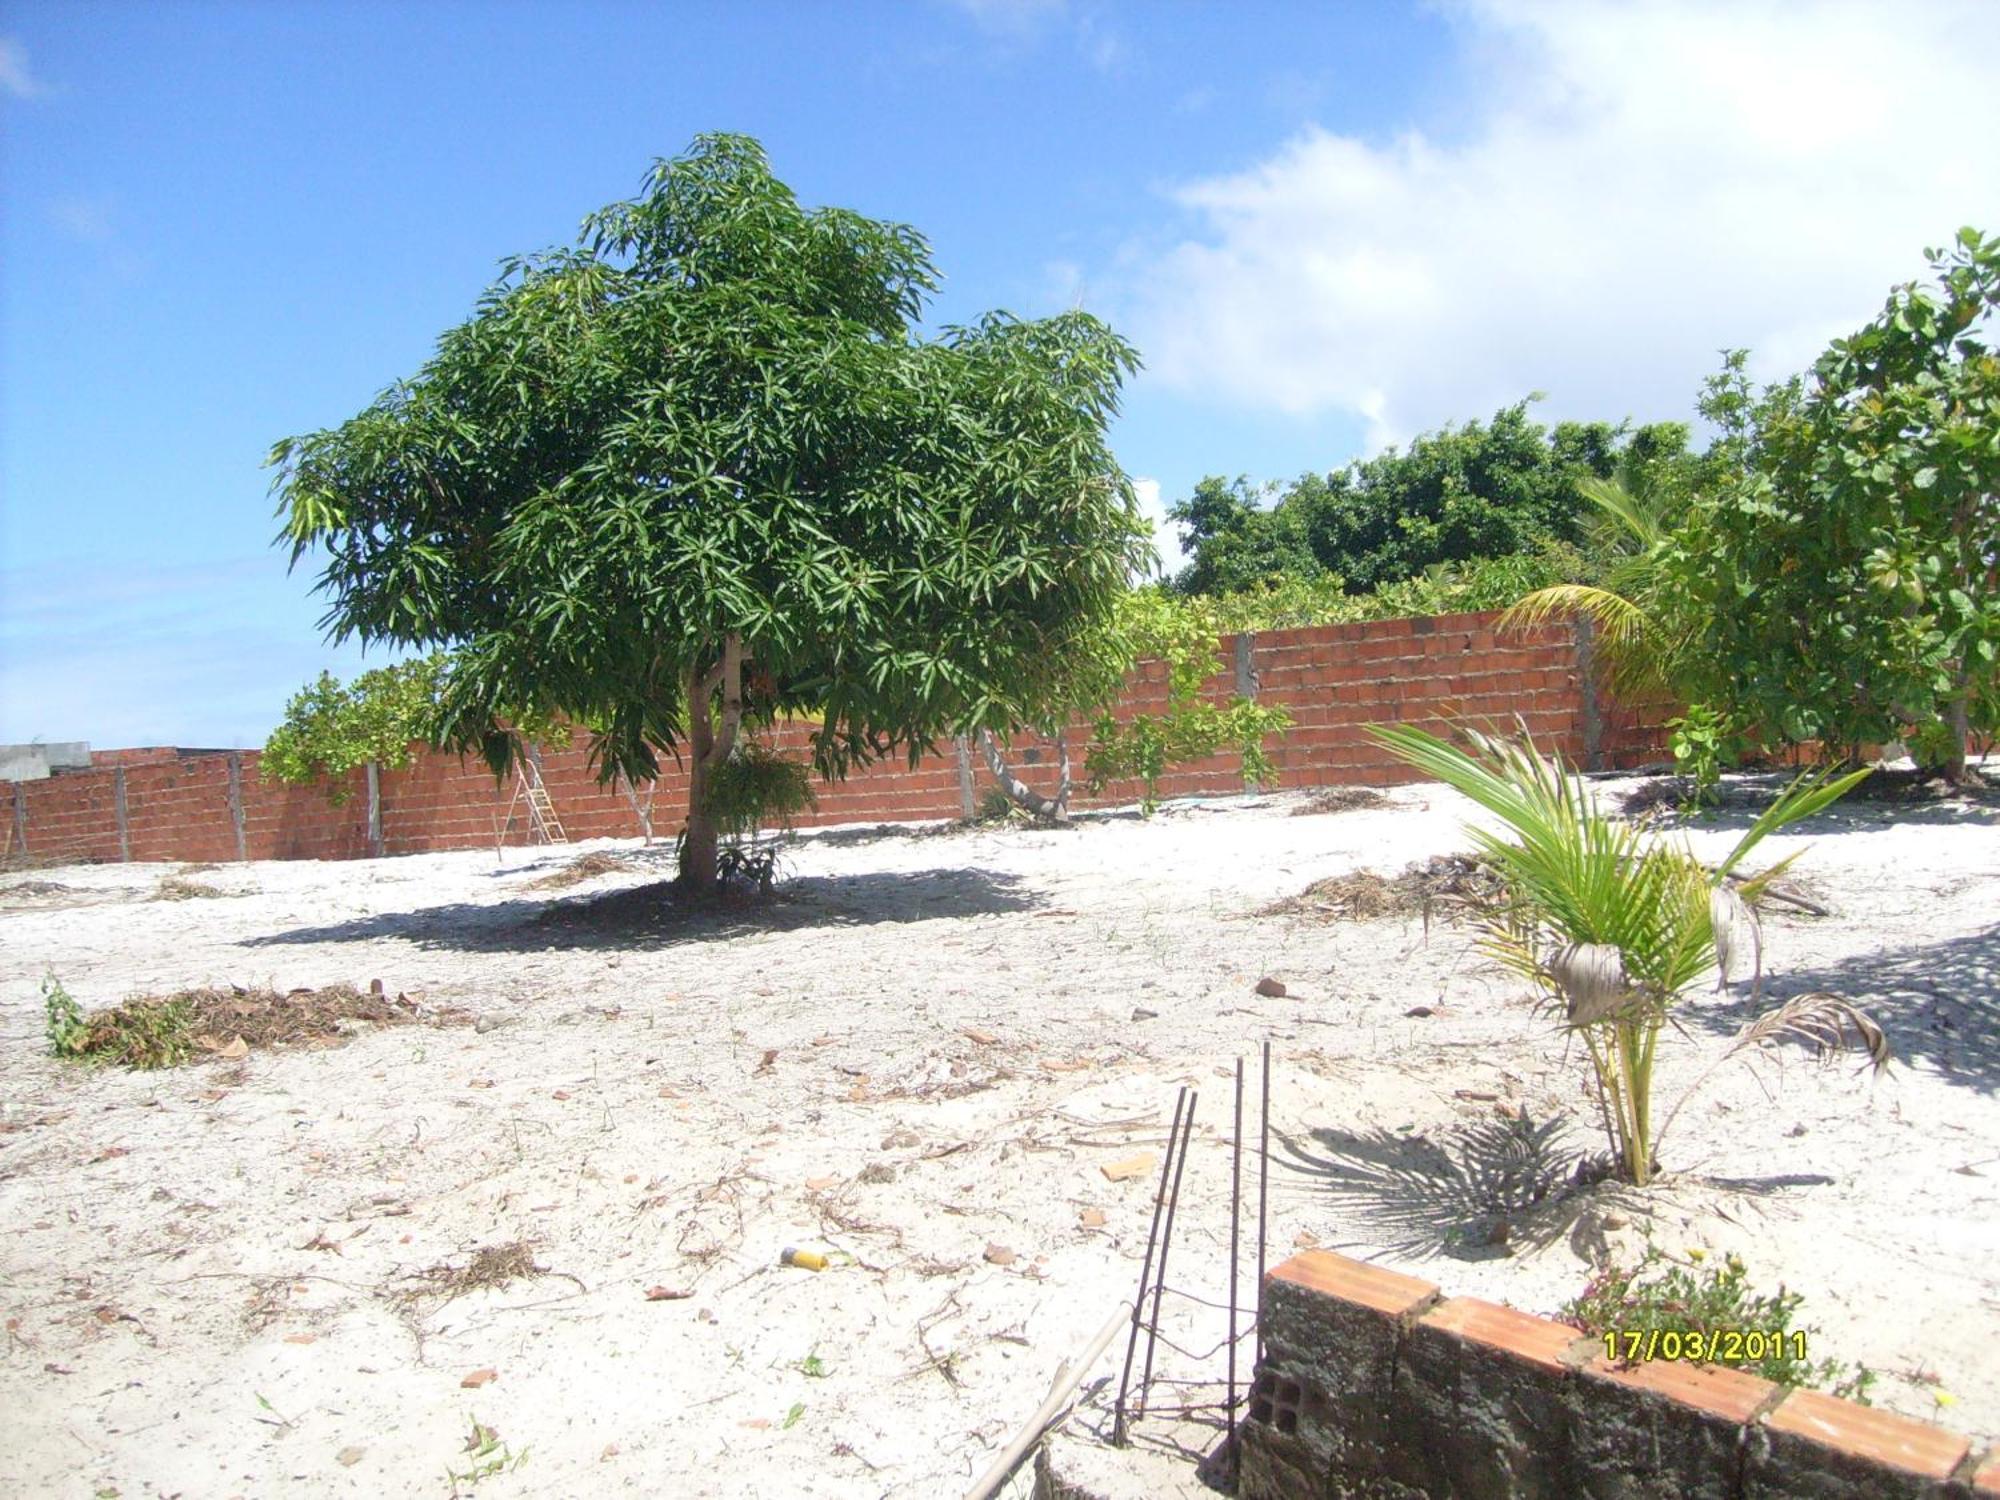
[1391,1297,1582,1498]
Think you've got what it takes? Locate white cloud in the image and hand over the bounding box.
[0,37,42,99]
[945,0,1125,72]
[948,0,1066,38]
[1124,0,2000,450]
[1129,476,1183,581]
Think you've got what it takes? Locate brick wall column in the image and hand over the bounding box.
[114,767,130,862]
[227,753,247,862]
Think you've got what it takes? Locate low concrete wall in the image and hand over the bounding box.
[1240,1249,1999,1499]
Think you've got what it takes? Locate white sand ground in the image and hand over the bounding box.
[2,774,1996,1500]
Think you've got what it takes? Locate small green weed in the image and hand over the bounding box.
[795,1349,830,1379]
[1563,1246,1875,1401]
[780,1402,805,1430]
[43,976,89,1058]
[446,1417,529,1494]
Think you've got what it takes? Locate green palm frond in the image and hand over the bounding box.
[1365,723,1874,1185]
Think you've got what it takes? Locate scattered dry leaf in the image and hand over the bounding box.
[755,1049,778,1075]
[460,1368,497,1389]
[551,1090,572,1101]
[283,1332,318,1345]
[983,1243,1017,1266]
[741,1418,771,1430]
[804,1176,839,1192]
[1254,976,1288,997]
[644,1286,691,1302]
[1293,1230,1320,1249]
[962,1028,999,1046]
[1041,1057,1090,1073]
[335,1446,365,1468]
[467,1079,494,1089]
[1079,1208,1107,1228]
[91,1146,130,1164]
[217,1035,250,1060]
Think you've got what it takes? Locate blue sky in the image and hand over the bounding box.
[4,0,1998,748]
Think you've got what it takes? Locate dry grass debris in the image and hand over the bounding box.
[54,982,424,1069]
[1263,852,1507,924]
[521,852,639,891]
[1291,785,1392,816]
[154,875,226,901]
[405,1241,547,1303]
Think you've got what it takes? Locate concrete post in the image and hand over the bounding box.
[227,753,247,862]
[1574,617,1605,772]
[955,735,977,821]
[114,768,131,862]
[1234,633,1260,699]
[365,761,384,858]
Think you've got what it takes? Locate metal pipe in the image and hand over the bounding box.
[962,1300,1134,1500]
[1137,1090,1197,1419]
[1113,1087,1185,1447]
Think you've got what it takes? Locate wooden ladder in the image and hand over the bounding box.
[513,758,569,845]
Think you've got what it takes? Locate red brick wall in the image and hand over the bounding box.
[1,609,1667,867]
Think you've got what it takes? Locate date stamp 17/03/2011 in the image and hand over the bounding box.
[1604,1329,1809,1364]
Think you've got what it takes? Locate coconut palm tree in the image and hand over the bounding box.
[1499,472,1696,707]
[1367,723,1886,1186]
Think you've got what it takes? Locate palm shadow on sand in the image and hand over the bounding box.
[1683,921,2000,1096]
[1273,1113,1607,1262]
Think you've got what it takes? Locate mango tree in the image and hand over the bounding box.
[271,135,1152,888]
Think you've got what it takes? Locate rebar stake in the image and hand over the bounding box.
[1227,1054,1245,1467]
[1135,1089,1197,1421]
[1256,1039,1271,1372]
[1112,1087,1186,1447]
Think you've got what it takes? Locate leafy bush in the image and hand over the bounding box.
[1081,588,1293,813]
[1565,1246,1876,1402]
[43,976,88,1059]
[263,653,575,804]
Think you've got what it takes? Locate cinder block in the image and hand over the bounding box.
[1239,1253,1438,1498]
[1566,1355,1778,1499]
[1391,1296,1584,1497]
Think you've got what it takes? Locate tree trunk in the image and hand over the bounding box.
[977,728,1069,823]
[678,634,745,891]
[1941,681,1972,786]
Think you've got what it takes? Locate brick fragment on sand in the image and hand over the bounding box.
[1100,1152,1157,1182]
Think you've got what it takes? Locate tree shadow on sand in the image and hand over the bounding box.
[239,866,1044,954]
[1272,1113,1612,1262]
[1683,921,2000,1096]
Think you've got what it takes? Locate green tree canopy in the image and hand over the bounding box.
[271,134,1153,886]
[1167,404,1691,596]
[1675,230,2000,780]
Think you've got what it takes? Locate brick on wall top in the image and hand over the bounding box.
[1766,1387,1970,1481]
[1269,1248,1437,1317]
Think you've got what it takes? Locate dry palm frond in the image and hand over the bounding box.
[1549,942,1633,1026]
[1720,992,1891,1074]
[1708,885,1761,993]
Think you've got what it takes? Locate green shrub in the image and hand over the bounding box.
[43,976,88,1059]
